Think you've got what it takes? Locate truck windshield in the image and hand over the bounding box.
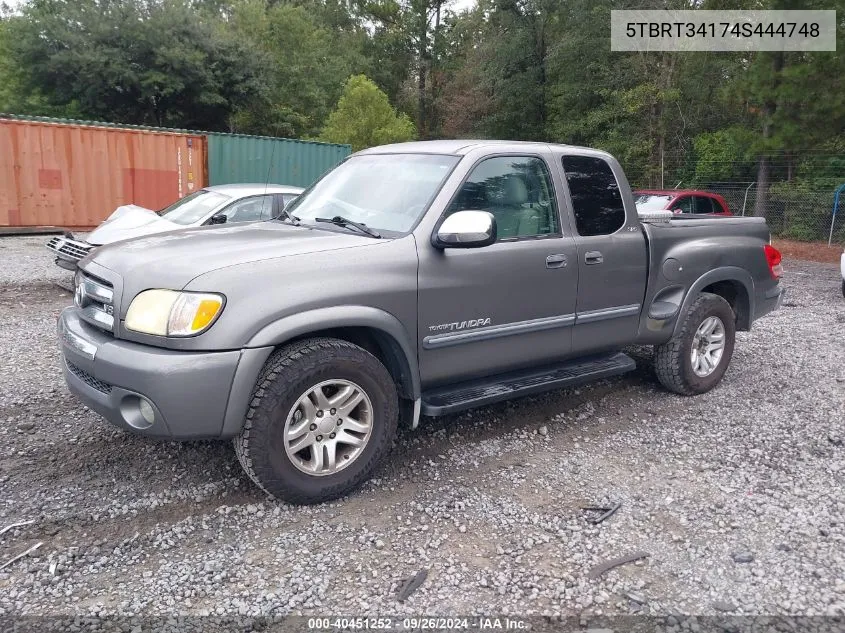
[285,154,460,233]
[159,190,231,225]
[634,194,673,211]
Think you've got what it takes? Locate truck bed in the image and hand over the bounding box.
[636,214,776,344]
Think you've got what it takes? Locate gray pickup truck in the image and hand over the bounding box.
[58,141,784,503]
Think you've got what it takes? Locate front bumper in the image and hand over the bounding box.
[58,307,271,439]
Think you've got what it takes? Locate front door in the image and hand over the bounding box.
[557,153,648,354]
[416,153,579,389]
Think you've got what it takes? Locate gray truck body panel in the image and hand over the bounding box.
[57,141,783,439]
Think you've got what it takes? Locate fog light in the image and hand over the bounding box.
[139,398,155,425]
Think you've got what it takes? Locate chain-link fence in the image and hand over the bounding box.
[702,184,845,244]
[647,149,845,245]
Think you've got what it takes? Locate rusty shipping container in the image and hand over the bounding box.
[0,117,207,228]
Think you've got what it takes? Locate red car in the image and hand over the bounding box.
[633,189,732,216]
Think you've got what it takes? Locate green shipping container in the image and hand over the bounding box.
[207,133,350,188]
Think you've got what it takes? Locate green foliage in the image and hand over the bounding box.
[0,13,81,117]
[319,75,416,151]
[691,127,757,184]
[5,0,268,129]
[228,0,369,138]
[769,178,839,241]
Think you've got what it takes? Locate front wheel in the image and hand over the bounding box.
[654,292,736,396]
[234,338,398,504]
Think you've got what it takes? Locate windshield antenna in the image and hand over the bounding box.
[263,137,277,217]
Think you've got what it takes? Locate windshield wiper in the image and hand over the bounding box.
[315,215,381,239]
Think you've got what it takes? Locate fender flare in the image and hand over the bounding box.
[245,305,420,399]
[673,267,755,338]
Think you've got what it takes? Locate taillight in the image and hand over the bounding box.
[764,244,782,279]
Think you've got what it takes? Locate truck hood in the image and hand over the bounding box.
[82,221,378,293]
[86,205,183,246]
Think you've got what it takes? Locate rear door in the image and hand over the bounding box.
[556,153,647,355]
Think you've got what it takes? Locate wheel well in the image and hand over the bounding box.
[286,327,414,399]
[701,280,750,330]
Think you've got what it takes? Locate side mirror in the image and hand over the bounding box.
[209,213,228,225]
[433,210,497,249]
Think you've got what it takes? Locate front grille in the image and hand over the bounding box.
[66,361,112,394]
[75,272,115,333]
[46,237,94,262]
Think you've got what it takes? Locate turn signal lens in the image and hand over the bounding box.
[168,293,224,336]
[193,299,223,331]
[764,244,783,279]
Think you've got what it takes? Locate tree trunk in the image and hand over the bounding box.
[754,153,770,218]
[658,133,665,189]
[753,51,784,218]
[536,16,547,140]
[418,62,427,138]
[430,0,441,137]
[417,3,429,139]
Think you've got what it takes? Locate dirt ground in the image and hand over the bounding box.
[771,238,842,264]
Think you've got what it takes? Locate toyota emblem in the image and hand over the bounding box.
[74,281,87,308]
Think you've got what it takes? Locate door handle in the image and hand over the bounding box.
[546,254,567,269]
[584,250,604,265]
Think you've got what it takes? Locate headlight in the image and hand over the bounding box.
[125,290,224,337]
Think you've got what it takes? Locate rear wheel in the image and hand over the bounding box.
[234,338,398,504]
[654,292,736,395]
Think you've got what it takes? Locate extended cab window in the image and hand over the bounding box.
[561,156,625,236]
[447,156,559,240]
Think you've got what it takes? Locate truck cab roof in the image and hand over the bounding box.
[356,139,607,157]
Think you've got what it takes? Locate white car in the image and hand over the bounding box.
[46,183,303,270]
[841,249,845,297]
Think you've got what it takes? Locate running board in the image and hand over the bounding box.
[420,352,636,416]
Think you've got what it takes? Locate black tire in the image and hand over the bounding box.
[234,337,398,504]
[654,292,736,396]
[841,279,845,298]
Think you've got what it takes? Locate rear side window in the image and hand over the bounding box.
[219,194,275,223]
[695,196,715,214]
[561,156,625,236]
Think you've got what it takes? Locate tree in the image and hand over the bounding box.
[319,74,416,151]
[228,0,369,138]
[690,127,757,184]
[7,0,268,129]
[734,0,845,216]
[434,4,493,137]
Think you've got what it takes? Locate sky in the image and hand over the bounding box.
[451,0,477,13]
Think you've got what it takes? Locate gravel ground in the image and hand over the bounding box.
[0,236,843,625]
